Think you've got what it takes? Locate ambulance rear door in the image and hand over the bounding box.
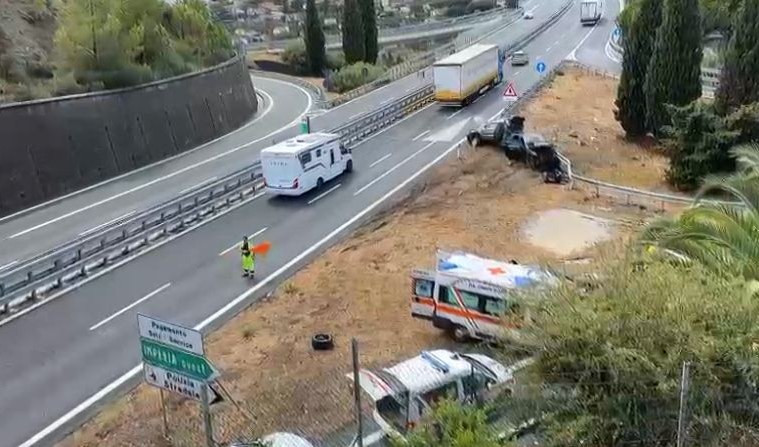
[410,269,436,320]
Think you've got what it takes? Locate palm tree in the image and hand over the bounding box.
[641,144,759,283]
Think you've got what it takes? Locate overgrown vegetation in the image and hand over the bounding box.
[644,0,703,135]
[393,400,508,447]
[0,0,234,102]
[329,61,384,92]
[645,144,759,283]
[616,0,759,189]
[55,0,233,90]
[498,257,759,446]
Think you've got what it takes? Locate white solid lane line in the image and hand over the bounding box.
[0,260,18,272]
[369,153,393,168]
[6,82,313,240]
[412,130,430,141]
[219,227,269,256]
[354,142,435,196]
[447,108,466,120]
[179,176,218,195]
[78,211,136,237]
[308,183,342,205]
[88,283,171,331]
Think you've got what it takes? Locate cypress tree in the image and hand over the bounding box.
[359,0,378,64]
[304,0,326,75]
[715,0,759,113]
[342,0,364,63]
[615,0,663,137]
[645,0,703,135]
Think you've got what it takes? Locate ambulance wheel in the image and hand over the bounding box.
[317,178,324,189]
[452,326,469,343]
[345,160,353,173]
[312,333,334,351]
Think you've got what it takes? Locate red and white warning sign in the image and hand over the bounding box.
[502,82,518,101]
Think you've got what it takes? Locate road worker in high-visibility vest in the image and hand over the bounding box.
[241,236,255,277]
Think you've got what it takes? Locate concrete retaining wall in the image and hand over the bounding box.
[0,56,258,217]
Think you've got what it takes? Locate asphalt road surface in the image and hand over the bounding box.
[0,0,565,268]
[0,0,622,445]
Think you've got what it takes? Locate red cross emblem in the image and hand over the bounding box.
[488,267,505,275]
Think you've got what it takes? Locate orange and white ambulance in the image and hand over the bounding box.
[410,250,556,342]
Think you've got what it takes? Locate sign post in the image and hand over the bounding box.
[200,386,215,447]
[138,314,220,446]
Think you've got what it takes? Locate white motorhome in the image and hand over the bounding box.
[410,250,556,341]
[349,349,522,437]
[432,44,501,107]
[261,133,353,196]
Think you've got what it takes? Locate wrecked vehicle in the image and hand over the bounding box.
[466,115,568,184]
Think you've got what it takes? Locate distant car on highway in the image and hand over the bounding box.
[511,50,529,66]
[261,133,353,197]
[523,11,534,19]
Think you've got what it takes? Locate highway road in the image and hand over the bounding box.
[0,0,622,445]
[0,0,561,270]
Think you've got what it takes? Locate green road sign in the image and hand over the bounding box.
[140,338,218,381]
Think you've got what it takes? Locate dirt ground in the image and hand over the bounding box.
[58,70,671,447]
[521,67,673,193]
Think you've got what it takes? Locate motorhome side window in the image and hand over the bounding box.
[414,279,433,297]
[340,143,348,154]
[300,151,312,165]
[316,149,322,157]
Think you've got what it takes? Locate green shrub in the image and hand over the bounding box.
[330,62,384,93]
[507,257,759,446]
[663,100,759,190]
[282,41,308,74]
[326,51,345,70]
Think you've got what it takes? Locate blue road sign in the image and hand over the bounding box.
[536,61,547,73]
[613,27,621,38]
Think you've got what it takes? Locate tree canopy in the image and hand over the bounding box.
[55,0,234,89]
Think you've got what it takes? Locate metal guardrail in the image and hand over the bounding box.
[0,0,575,317]
[0,85,436,316]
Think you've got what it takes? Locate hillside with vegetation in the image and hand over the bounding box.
[0,0,233,104]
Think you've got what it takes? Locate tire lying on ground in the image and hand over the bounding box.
[311,333,334,351]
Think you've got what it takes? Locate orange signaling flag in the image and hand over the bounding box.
[251,241,272,256]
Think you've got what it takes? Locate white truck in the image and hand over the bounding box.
[432,44,501,107]
[261,132,353,196]
[580,0,602,25]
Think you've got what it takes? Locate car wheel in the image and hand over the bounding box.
[311,333,334,350]
[317,177,324,189]
[345,160,353,173]
[451,326,469,343]
[494,123,505,144]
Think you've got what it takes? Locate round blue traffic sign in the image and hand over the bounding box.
[536,61,547,73]
[613,27,621,38]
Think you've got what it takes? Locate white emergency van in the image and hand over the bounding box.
[349,350,526,438]
[261,132,353,196]
[410,250,556,341]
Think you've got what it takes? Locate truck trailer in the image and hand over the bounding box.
[580,0,602,25]
[432,44,501,107]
